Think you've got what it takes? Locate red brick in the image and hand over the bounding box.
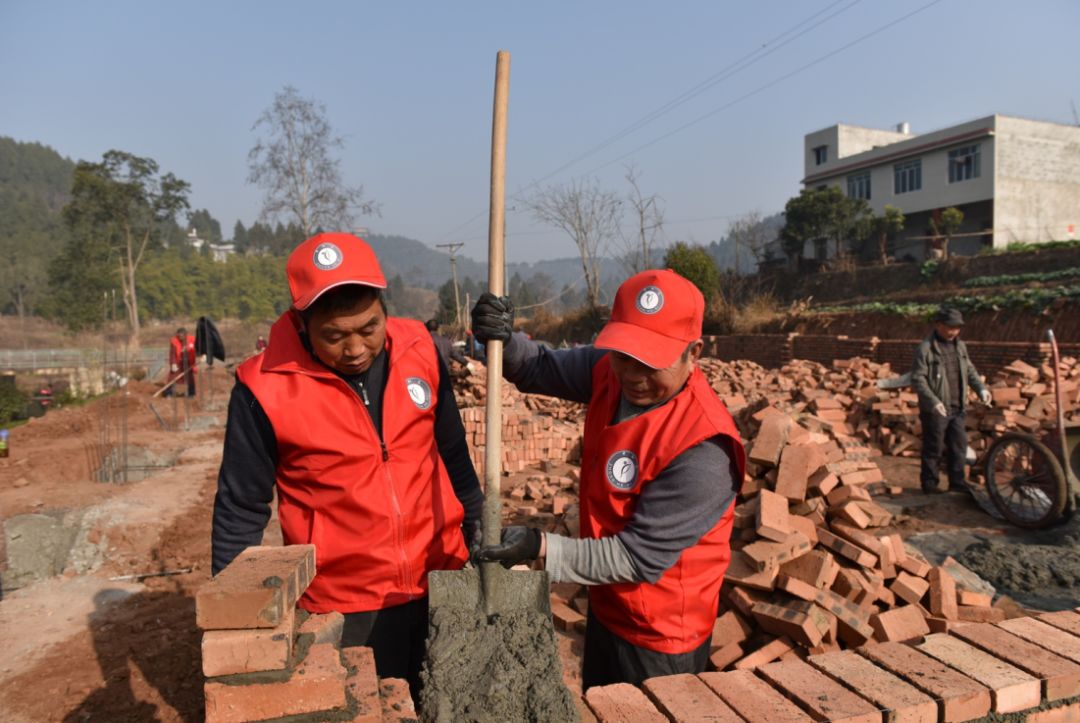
[749,414,793,468]
[201,607,296,677]
[917,633,1040,713]
[890,571,930,606]
[870,604,930,642]
[699,669,812,722]
[725,551,779,591]
[341,646,380,723]
[197,544,316,630]
[734,636,795,670]
[860,641,991,722]
[743,531,812,572]
[642,673,742,722]
[775,445,824,502]
[998,617,1080,665]
[779,549,838,589]
[723,584,766,617]
[584,683,666,722]
[808,468,839,497]
[709,641,744,671]
[1026,702,1080,723]
[807,649,937,723]
[956,605,1006,623]
[712,609,752,647]
[756,489,792,541]
[826,484,872,506]
[832,501,872,529]
[829,522,888,559]
[957,589,993,607]
[1039,610,1080,637]
[928,567,959,620]
[297,611,344,647]
[818,528,877,567]
[379,677,416,721]
[752,599,831,648]
[952,622,1080,701]
[551,600,585,632]
[204,643,346,723]
[757,658,880,723]
[787,514,819,545]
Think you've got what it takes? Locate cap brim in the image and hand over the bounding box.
[594,321,688,369]
[293,278,388,311]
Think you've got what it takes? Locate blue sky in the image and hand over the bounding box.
[1,0,1077,263]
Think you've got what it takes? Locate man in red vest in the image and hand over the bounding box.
[473,269,745,689]
[212,233,483,700]
[165,327,197,397]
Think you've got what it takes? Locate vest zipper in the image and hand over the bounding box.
[342,377,412,599]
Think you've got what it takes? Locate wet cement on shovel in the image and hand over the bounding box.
[420,569,578,723]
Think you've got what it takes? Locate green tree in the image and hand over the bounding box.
[930,206,964,259]
[57,150,190,340]
[869,205,905,263]
[188,208,223,243]
[780,187,871,264]
[232,220,250,252]
[248,85,378,236]
[663,242,721,300]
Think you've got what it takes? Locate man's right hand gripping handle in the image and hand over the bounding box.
[471,292,514,343]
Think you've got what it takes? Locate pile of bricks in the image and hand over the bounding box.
[583,608,1080,722]
[196,546,416,723]
[709,390,1032,672]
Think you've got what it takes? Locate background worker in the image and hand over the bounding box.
[911,305,991,493]
[165,327,197,397]
[211,233,483,701]
[425,318,469,370]
[472,269,745,689]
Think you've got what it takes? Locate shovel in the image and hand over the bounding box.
[423,51,576,723]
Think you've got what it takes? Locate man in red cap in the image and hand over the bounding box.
[472,269,745,689]
[212,232,483,700]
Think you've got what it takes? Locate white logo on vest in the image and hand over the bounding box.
[406,377,432,410]
[635,286,664,315]
[605,450,639,490]
[313,242,343,270]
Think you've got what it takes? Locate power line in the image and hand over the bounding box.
[583,0,946,175]
[435,0,858,243]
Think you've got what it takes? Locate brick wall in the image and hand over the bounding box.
[704,334,1080,377]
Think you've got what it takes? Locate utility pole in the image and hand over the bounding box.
[436,242,465,328]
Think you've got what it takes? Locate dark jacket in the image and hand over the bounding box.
[911,331,987,412]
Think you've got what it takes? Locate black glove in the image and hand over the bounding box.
[462,520,482,557]
[471,292,514,343]
[474,526,542,568]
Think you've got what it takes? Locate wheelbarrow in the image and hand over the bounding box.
[982,329,1080,528]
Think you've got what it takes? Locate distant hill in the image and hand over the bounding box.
[0,137,76,316]
[366,232,625,295]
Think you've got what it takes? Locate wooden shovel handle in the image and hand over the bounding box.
[482,51,510,548]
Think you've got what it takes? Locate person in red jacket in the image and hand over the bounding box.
[211,233,483,702]
[165,327,197,397]
[473,269,745,689]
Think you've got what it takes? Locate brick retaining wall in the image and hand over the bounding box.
[704,333,1080,377]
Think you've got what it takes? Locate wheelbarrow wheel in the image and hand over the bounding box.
[985,433,1068,528]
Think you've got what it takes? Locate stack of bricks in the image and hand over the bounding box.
[710,389,1040,674]
[196,545,416,723]
[584,608,1080,721]
[459,405,583,477]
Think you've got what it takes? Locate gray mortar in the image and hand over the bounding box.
[420,567,578,723]
[967,695,1080,722]
[1,510,82,591]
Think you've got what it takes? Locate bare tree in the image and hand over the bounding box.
[521,178,621,309]
[248,86,378,237]
[616,165,664,274]
[726,210,772,273]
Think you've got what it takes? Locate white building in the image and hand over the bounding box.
[186,229,235,263]
[802,115,1080,260]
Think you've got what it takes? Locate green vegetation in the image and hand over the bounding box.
[979,238,1080,256]
[815,285,1080,317]
[664,242,721,299]
[0,384,28,426]
[964,267,1080,288]
[919,259,941,281]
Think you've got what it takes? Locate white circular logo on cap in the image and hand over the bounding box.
[406,377,432,410]
[636,286,664,314]
[606,450,639,490]
[313,242,343,270]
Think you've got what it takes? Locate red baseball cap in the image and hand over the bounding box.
[287,232,387,310]
[594,269,704,369]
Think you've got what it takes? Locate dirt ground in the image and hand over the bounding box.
[0,385,1076,721]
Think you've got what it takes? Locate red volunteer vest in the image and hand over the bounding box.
[236,313,467,613]
[581,358,746,654]
[170,336,197,374]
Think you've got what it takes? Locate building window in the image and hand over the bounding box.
[847,172,871,200]
[948,144,981,183]
[894,159,922,194]
[813,145,828,165]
